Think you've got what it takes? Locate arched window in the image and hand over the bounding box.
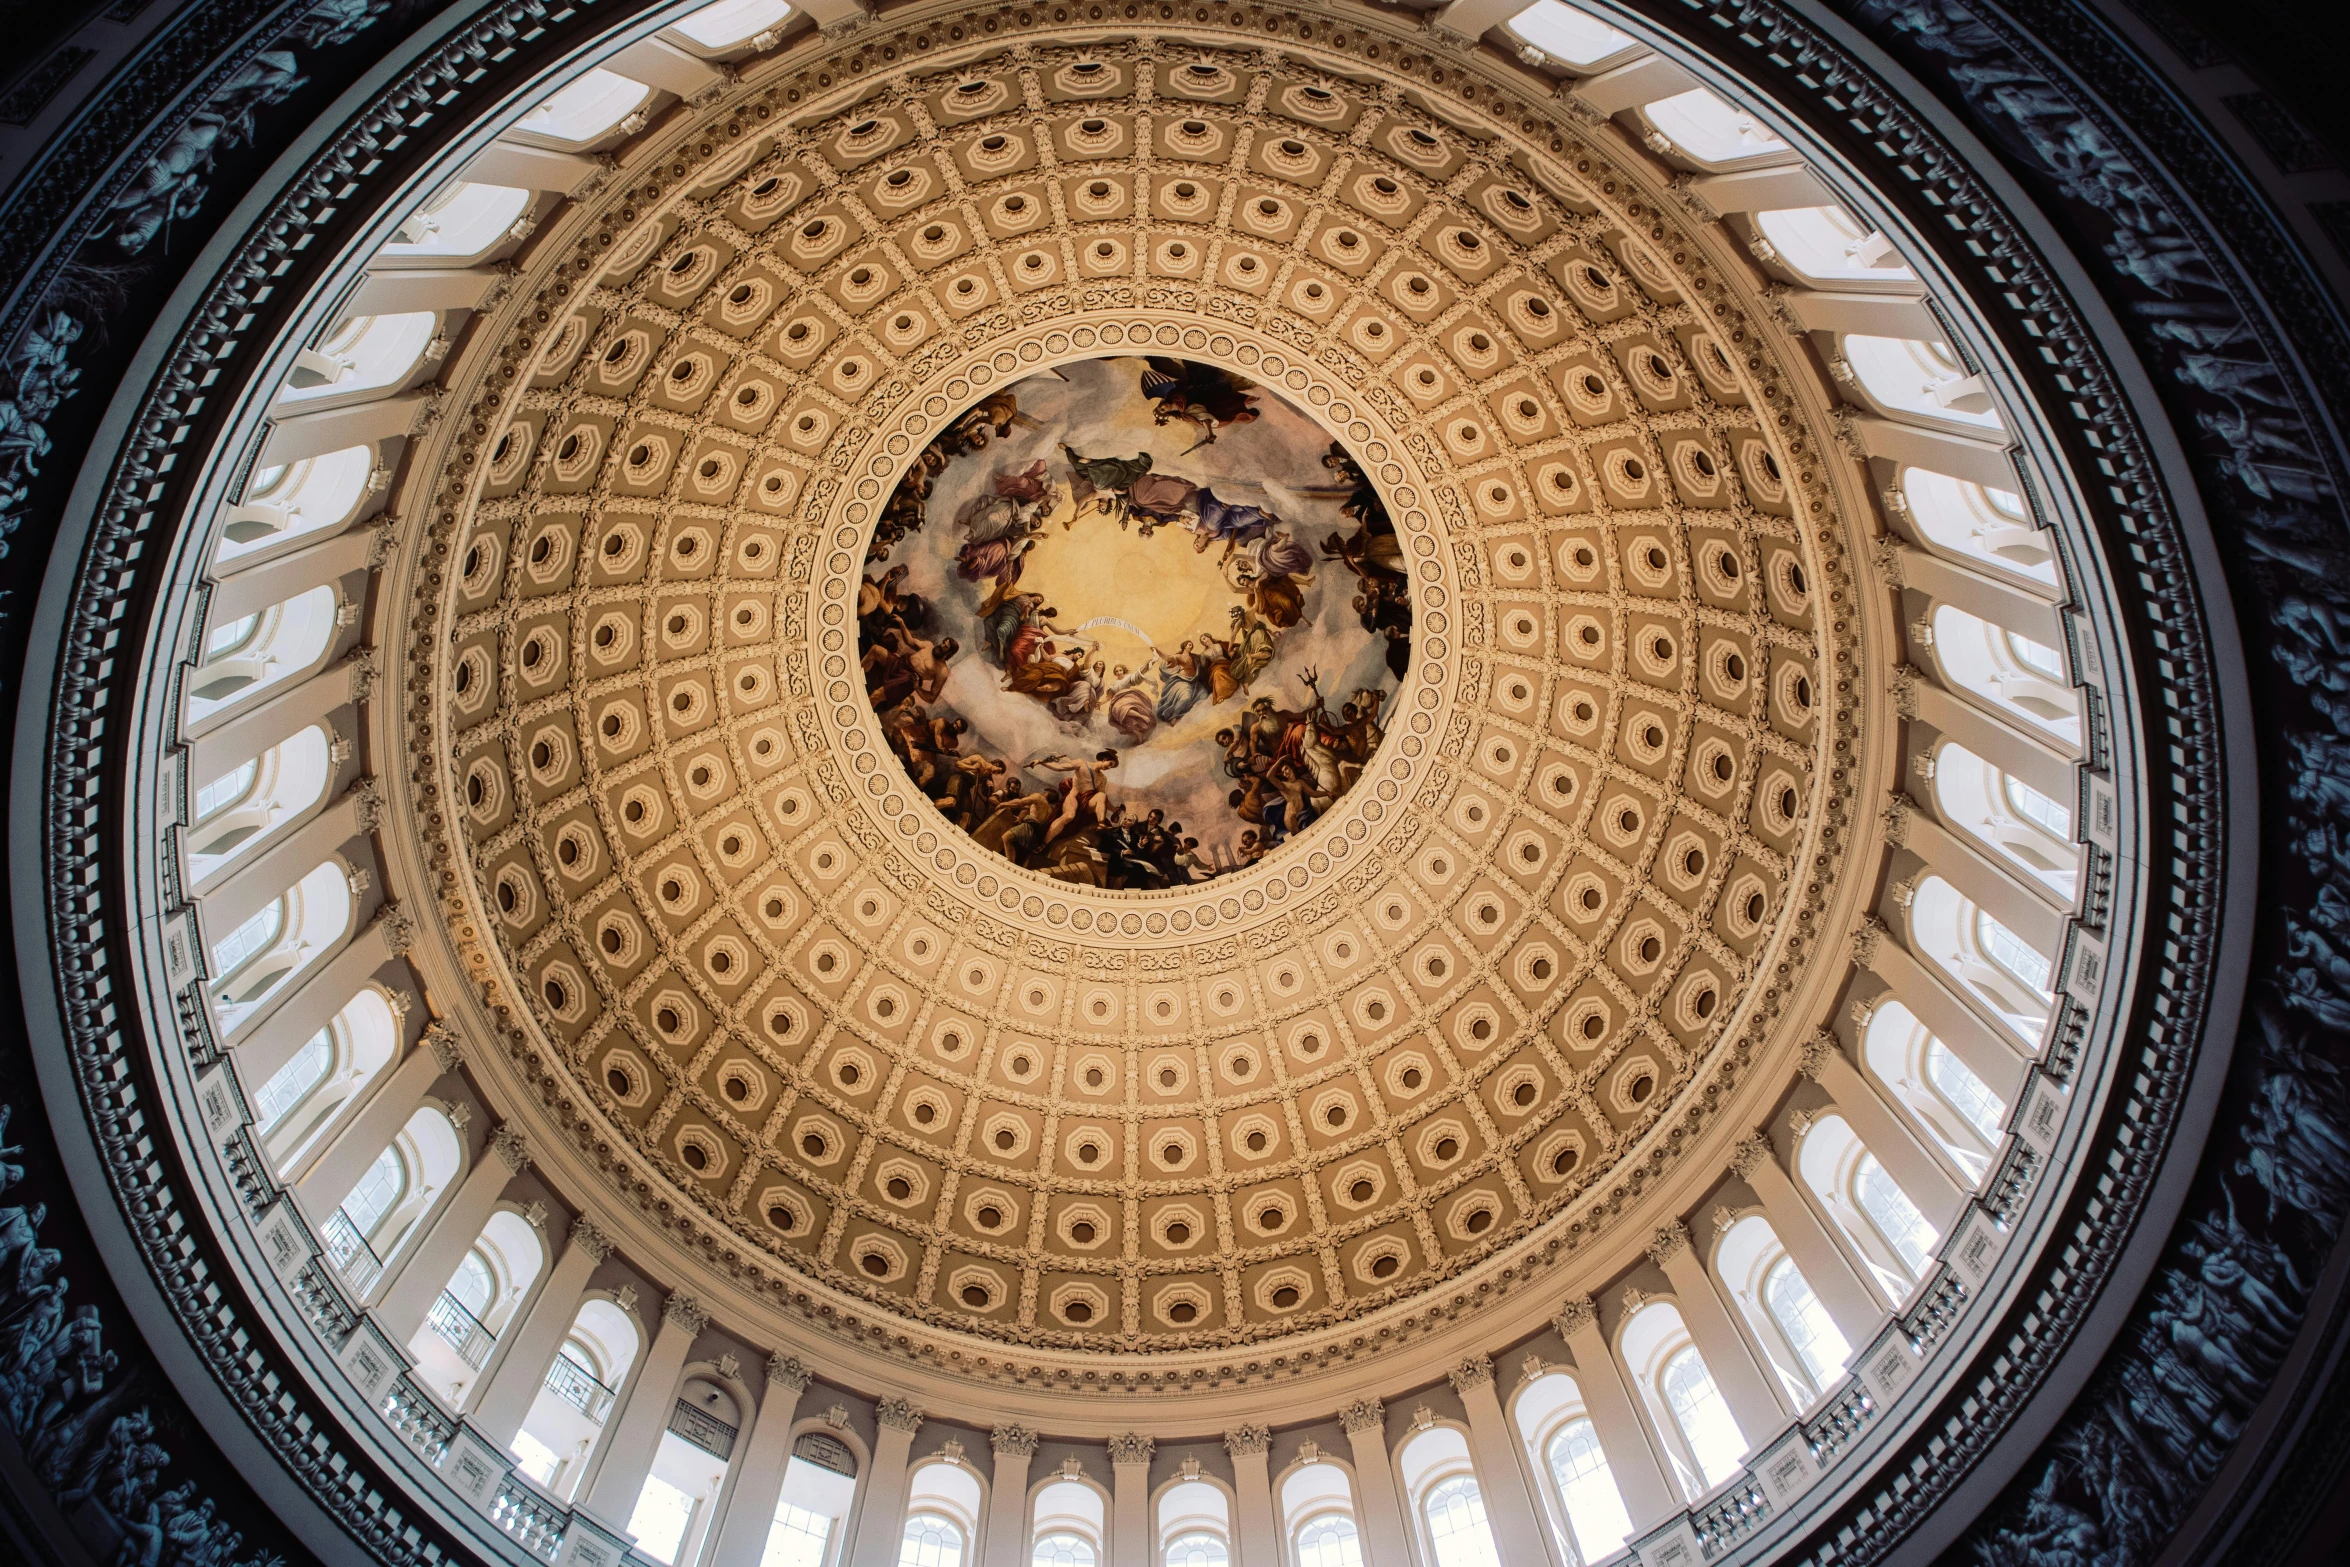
[668,0,793,49]
[217,443,378,562]
[1033,1534,1097,1567]
[514,68,653,146]
[194,760,259,822]
[1642,87,1790,166]
[449,1248,494,1317]
[1660,1350,1744,1489]
[210,904,284,984]
[1158,1477,1231,1567]
[252,990,400,1177]
[512,1297,639,1498]
[207,861,357,1020]
[187,726,336,870]
[764,1504,835,1567]
[897,1516,964,1567]
[1749,205,1916,289]
[1928,741,2078,899]
[383,183,533,264]
[1842,336,2001,428]
[1929,604,2079,746]
[1294,1515,1363,1567]
[341,1146,405,1238]
[1421,1477,1502,1567]
[1798,1114,1942,1295]
[1894,467,2056,584]
[187,584,343,723]
[279,310,440,402]
[1860,1000,2007,1177]
[1928,1041,2004,1144]
[1504,1,1635,66]
[1763,1260,1847,1388]
[1034,1477,1106,1567]
[1544,1420,1633,1562]
[1909,876,2054,1045]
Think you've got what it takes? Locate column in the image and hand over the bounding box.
[470,1216,613,1442]
[293,1023,458,1216]
[1860,944,2029,1103]
[847,1399,924,1567]
[1339,1403,1413,1567]
[1225,1427,1276,1567]
[584,1293,707,1524]
[372,1127,528,1336]
[1450,1358,1565,1567]
[1552,1302,1678,1528]
[1804,1038,1967,1229]
[1649,1224,1793,1446]
[1108,1435,1152,1567]
[1732,1136,1886,1343]
[981,1427,1038,1567]
[709,1356,814,1567]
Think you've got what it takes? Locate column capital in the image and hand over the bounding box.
[991,1425,1039,1458]
[425,1020,463,1073]
[1553,1296,1598,1337]
[877,1396,926,1434]
[1222,1424,1270,1459]
[1338,1399,1385,1436]
[1851,913,1887,966]
[1107,1432,1155,1466]
[1646,1220,1691,1265]
[1446,1354,1494,1394]
[492,1124,531,1173]
[1729,1133,1772,1182]
[769,1354,812,1391]
[663,1292,710,1336]
[570,1215,615,1260]
[1799,1031,1840,1080]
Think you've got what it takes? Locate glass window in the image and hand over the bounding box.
[1422,1476,1502,1567]
[762,1503,834,1567]
[1165,1534,1228,1567]
[194,760,259,821]
[1927,1042,2005,1142]
[451,1249,495,1317]
[252,1030,331,1130]
[628,1473,700,1564]
[1032,1534,1096,1567]
[1661,1349,1745,1488]
[510,1430,563,1487]
[1858,1156,1938,1276]
[2003,775,2071,837]
[1294,1516,1362,1567]
[2002,630,2063,679]
[341,1146,404,1237]
[210,903,283,978]
[1544,1419,1633,1560]
[898,1515,964,1567]
[1763,1260,1850,1387]
[205,613,261,659]
[1976,911,2052,993]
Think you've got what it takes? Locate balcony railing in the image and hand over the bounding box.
[543,1352,617,1424]
[426,1289,497,1368]
[669,1396,738,1460]
[321,1209,384,1296]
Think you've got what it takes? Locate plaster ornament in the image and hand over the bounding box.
[1179,1456,1203,1481]
[1729,1136,1771,1183]
[569,1216,614,1261]
[424,1022,462,1074]
[1296,1440,1322,1464]
[1223,1425,1270,1459]
[1108,1433,1155,1466]
[664,1294,710,1335]
[877,1398,925,1433]
[1410,1406,1437,1433]
[1337,1401,1383,1436]
[1554,1298,1599,1338]
[492,1125,530,1172]
[616,1286,639,1318]
[941,1439,966,1463]
[1648,1222,1692,1265]
[770,1356,812,1391]
[1447,1355,1494,1393]
[718,1353,741,1380]
[991,1426,1039,1458]
[826,1406,852,1431]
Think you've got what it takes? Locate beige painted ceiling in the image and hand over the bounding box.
[405,10,1864,1358]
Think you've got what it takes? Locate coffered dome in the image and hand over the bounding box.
[410,32,1863,1353]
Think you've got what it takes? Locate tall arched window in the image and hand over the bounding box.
[1622,1303,1749,1497]
[1661,1350,1744,1489]
[1033,1477,1105,1567]
[1860,1000,2008,1177]
[511,1297,639,1499]
[1158,1477,1231,1567]
[186,585,343,722]
[341,1146,404,1236]
[897,1516,964,1567]
[1858,1157,1938,1276]
[251,1031,331,1130]
[1894,467,2056,584]
[1715,1215,1853,1406]
[1929,604,2079,746]
[1928,1042,2005,1145]
[1928,741,2078,899]
[251,989,401,1178]
[1910,876,2055,1045]
[1421,1477,1502,1567]
[1798,1115,1943,1296]
[186,725,335,871]
[1164,1534,1228,1567]
[1544,1420,1633,1562]
[1293,1515,1363,1567]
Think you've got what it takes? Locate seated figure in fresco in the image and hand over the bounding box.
[1061,445,1155,523]
[1139,356,1262,449]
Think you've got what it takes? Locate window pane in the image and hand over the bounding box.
[628,1474,699,1565]
[898,1516,964,1567]
[1975,911,2052,993]
[2002,775,2071,837]
[2003,630,2063,678]
[1032,1534,1096,1567]
[1858,1155,1939,1275]
[205,613,260,658]
[451,1250,495,1317]
[1661,1349,1746,1487]
[1422,1477,1502,1567]
[1295,1516,1362,1567]
[1166,1533,1228,1567]
[252,1031,331,1130]
[341,1146,404,1236]
[195,760,259,821]
[210,902,283,977]
[763,1504,834,1567]
[1544,1420,1632,1559]
[1764,1260,1851,1387]
[1927,1042,2005,1142]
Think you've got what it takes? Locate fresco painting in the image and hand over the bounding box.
[858,356,1413,890]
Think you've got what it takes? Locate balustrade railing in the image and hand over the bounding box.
[543,1351,617,1424]
[381,1377,454,1466]
[426,1289,497,1368]
[490,1473,568,1560]
[668,1396,738,1460]
[321,1208,384,1296]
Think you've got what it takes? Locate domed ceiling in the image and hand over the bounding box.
[415,22,1863,1353]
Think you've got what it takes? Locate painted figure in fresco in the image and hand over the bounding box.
[1061,445,1155,521]
[1138,356,1261,450]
